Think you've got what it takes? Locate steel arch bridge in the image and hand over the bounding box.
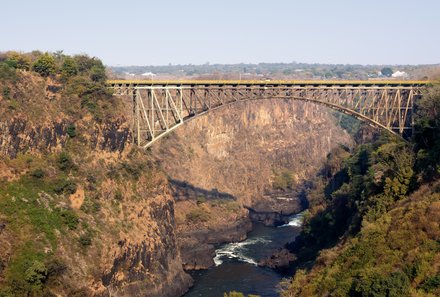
[107,80,428,148]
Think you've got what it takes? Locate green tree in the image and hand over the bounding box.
[24,260,48,288]
[32,53,56,77]
[90,64,106,82]
[0,62,17,81]
[61,56,78,79]
[413,84,440,179]
[381,67,393,77]
[7,52,31,70]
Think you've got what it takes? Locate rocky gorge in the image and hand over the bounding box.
[0,64,353,296]
[153,99,353,275]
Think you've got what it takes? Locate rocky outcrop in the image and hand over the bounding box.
[100,197,192,297]
[258,248,297,272]
[0,117,130,158]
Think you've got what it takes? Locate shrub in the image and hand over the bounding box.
[420,273,440,293]
[2,86,11,98]
[59,209,79,230]
[350,271,410,297]
[57,152,73,171]
[80,197,101,214]
[46,259,67,278]
[24,260,48,287]
[61,56,78,79]
[52,178,77,195]
[32,53,56,77]
[7,52,31,71]
[78,233,92,247]
[90,64,106,83]
[196,196,206,205]
[0,62,17,81]
[186,208,211,223]
[30,168,45,179]
[66,123,77,138]
[273,169,294,190]
[114,189,123,201]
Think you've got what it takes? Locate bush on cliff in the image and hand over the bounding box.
[32,53,57,77]
[281,85,440,297]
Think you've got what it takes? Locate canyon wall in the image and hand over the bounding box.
[153,99,353,269]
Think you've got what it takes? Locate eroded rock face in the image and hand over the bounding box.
[101,199,193,297]
[0,118,130,158]
[153,100,353,269]
[0,76,192,296]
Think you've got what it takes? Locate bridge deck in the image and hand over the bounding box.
[107,80,430,87]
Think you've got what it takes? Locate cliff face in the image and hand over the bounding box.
[0,69,354,295]
[0,73,191,296]
[153,99,353,269]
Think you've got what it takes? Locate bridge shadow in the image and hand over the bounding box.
[168,179,236,202]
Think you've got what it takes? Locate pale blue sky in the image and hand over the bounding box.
[1,0,439,66]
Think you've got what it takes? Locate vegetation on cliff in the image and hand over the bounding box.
[281,83,440,296]
[0,52,191,297]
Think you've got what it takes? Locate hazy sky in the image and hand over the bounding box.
[1,0,439,66]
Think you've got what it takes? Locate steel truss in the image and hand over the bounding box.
[111,83,423,148]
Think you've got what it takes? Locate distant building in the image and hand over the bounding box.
[392,71,408,78]
[141,72,156,77]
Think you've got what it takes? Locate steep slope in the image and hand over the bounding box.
[281,182,440,297]
[0,53,191,296]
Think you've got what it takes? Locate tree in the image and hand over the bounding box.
[381,67,393,77]
[90,64,106,82]
[61,57,78,79]
[413,84,440,179]
[32,53,56,77]
[7,52,31,70]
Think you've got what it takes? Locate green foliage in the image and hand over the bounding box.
[78,233,92,248]
[186,208,211,223]
[273,169,294,190]
[61,56,78,79]
[57,151,74,171]
[24,260,48,288]
[80,197,101,214]
[2,86,11,99]
[420,273,440,293]
[6,52,31,71]
[66,123,77,138]
[114,189,123,201]
[3,243,47,295]
[350,271,410,297]
[381,67,393,77]
[59,209,79,230]
[32,53,56,77]
[196,195,206,205]
[52,178,77,195]
[335,112,361,135]
[30,168,45,178]
[0,176,71,245]
[90,64,106,83]
[0,62,17,81]
[1,241,66,296]
[413,84,440,180]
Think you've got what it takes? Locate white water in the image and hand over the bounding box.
[213,237,271,266]
[213,212,305,266]
[277,211,305,228]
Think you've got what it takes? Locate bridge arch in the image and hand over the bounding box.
[108,80,426,148]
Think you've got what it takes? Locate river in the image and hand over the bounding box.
[183,213,304,297]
